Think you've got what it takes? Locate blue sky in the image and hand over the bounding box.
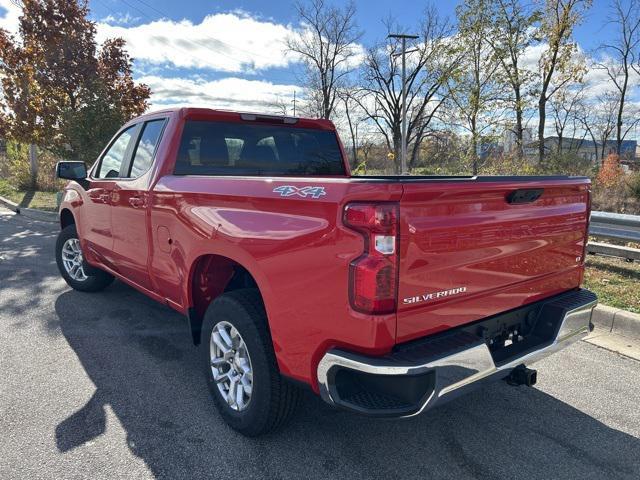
[0,0,635,120]
[85,0,614,49]
[85,0,612,47]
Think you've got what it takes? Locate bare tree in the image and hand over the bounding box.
[487,0,541,157]
[549,83,586,151]
[286,0,361,119]
[355,9,457,173]
[596,0,640,155]
[576,91,618,161]
[267,95,290,116]
[535,0,591,163]
[450,0,502,174]
[336,88,364,167]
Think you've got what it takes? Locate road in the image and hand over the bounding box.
[1,207,639,480]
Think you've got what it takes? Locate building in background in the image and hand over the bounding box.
[501,125,534,154]
[523,137,638,166]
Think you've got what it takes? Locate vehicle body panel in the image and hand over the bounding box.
[149,174,402,382]
[396,180,590,342]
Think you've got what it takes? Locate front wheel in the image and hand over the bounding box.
[55,224,114,292]
[202,289,300,436]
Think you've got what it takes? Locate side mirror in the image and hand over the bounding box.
[56,161,87,181]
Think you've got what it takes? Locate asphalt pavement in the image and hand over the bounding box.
[1,207,639,480]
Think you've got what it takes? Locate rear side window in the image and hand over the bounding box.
[174,120,346,176]
[96,126,135,179]
[129,119,166,178]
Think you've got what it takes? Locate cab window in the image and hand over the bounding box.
[128,119,166,178]
[96,126,136,179]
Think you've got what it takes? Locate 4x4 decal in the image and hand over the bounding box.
[273,185,327,199]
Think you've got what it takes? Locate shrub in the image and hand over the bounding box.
[0,177,18,198]
[596,153,625,188]
[481,153,540,176]
[6,140,31,189]
[4,140,64,192]
[628,172,640,201]
[35,149,65,192]
[542,151,595,176]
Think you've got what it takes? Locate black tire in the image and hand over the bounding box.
[55,224,114,292]
[201,289,300,436]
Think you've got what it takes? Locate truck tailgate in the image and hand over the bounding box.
[396,178,590,343]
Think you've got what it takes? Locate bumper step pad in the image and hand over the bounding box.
[317,289,597,417]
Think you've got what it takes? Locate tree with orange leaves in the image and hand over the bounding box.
[596,153,625,188]
[0,0,150,165]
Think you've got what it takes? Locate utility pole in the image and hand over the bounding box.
[388,33,418,175]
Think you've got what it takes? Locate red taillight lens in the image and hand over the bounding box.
[344,203,397,233]
[344,203,399,314]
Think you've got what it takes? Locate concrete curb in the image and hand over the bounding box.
[591,304,640,340]
[0,195,58,223]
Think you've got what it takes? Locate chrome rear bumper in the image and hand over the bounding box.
[317,289,597,417]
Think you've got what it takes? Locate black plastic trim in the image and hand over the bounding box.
[349,175,588,183]
[323,288,596,417]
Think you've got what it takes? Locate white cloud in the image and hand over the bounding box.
[0,0,20,35]
[100,12,140,26]
[95,12,297,74]
[521,43,546,72]
[584,55,640,100]
[140,75,303,114]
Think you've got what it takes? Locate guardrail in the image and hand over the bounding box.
[588,211,640,261]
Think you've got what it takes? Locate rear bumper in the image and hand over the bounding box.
[317,289,597,417]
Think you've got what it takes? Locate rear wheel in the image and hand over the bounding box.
[201,289,300,436]
[55,224,114,292]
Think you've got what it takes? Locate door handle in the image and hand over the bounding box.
[129,196,145,208]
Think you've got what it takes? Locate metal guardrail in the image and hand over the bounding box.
[588,211,640,261]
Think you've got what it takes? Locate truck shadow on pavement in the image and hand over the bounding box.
[0,213,60,320]
[54,284,640,480]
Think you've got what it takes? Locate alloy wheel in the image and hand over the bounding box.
[210,321,253,411]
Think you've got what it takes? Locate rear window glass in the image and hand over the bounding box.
[174,120,346,176]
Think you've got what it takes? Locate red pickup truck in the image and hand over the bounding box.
[55,108,597,436]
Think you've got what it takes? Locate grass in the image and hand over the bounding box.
[0,178,59,212]
[584,254,640,314]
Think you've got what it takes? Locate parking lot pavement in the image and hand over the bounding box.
[1,206,639,480]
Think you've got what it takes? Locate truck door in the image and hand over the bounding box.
[83,125,138,264]
[111,119,167,291]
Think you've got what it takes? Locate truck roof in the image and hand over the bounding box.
[132,107,337,131]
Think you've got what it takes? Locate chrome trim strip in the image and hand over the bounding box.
[317,297,597,417]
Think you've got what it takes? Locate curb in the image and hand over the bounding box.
[591,304,640,340]
[0,195,59,223]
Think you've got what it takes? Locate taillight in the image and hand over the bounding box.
[343,203,399,314]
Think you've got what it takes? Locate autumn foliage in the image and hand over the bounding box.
[0,0,150,161]
[596,153,625,188]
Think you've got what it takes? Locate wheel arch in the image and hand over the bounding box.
[60,208,75,229]
[187,253,267,346]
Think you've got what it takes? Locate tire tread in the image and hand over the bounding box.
[203,289,300,436]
